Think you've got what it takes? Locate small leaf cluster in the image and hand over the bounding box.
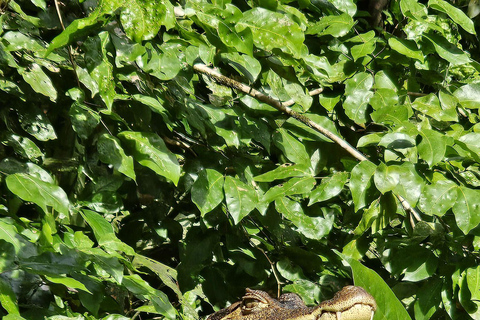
[1,0,480,319]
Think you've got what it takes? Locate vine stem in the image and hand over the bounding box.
[193,63,422,222]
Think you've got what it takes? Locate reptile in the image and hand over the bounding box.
[207,286,377,320]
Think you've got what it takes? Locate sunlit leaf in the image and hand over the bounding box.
[343,72,374,125]
[308,172,348,205]
[224,176,258,224]
[276,197,333,239]
[118,131,180,186]
[6,173,70,216]
[429,0,476,34]
[98,134,136,181]
[236,7,305,58]
[349,161,378,212]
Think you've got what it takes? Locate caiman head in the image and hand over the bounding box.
[207,286,377,320]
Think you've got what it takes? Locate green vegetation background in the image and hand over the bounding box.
[1,0,480,319]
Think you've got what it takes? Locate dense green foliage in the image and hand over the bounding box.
[1,0,480,319]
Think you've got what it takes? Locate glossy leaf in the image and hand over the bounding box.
[418,180,457,217]
[429,0,476,34]
[6,173,70,216]
[388,37,424,61]
[236,8,305,58]
[224,176,258,224]
[423,32,471,66]
[349,161,378,212]
[343,72,374,125]
[374,162,424,205]
[84,32,115,110]
[0,277,19,315]
[120,0,174,43]
[308,172,348,205]
[453,186,480,234]
[272,129,310,166]
[341,254,413,320]
[254,164,310,182]
[307,13,354,37]
[118,131,180,186]
[411,93,457,121]
[276,197,333,239]
[191,169,225,215]
[98,134,136,181]
[417,128,447,167]
[20,64,57,101]
[454,84,480,109]
[45,275,92,294]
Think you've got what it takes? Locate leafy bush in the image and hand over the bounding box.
[1,0,480,319]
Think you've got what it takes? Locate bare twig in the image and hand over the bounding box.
[193,63,422,222]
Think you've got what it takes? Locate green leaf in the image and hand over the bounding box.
[389,246,438,281]
[0,277,19,315]
[423,32,471,66]
[350,31,376,61]
[220,52,261,83]
[6,173,70,216]
[400,0,428,20]
[236,7,305,58]
[307,13,354,37]
[414,278,443,320]
[133,255,182,302]
[97,134,136,181]
[0,219,38,258]
[453,186,480,234]
[118,131,180,186]
[81,209,135,255]
[120,0,175,42]
[378,132,416,149]
[374,162,424,205]
[349,161,378,212]
[417,128,447,167]
[69,102,101,140]
[2,133,43,160]
[458,132,480,162]
[45,0,125,56]
[369,88,399,110]
[388,37,424,61]
[224,176,258,224]
[343,72,374,125]
[412,93,457,121]
[254,164,310,182]
[454,83,480,109]
[263,176,316,203]
[19,64,57,101]
[308,172,348,205]
[429,0,476,34]
[45,275,92,294]
[145,46,183,81]
[418,180,458,217]
[275,197,333,239]
[84,32,115,110]
[273,129,310,166]
[18,106,57,141]
[340,254,413,320]
[191,169,225,215]
[217,4,254,55]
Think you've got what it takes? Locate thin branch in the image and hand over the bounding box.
[193,63,422,221]
[54,0,81,89]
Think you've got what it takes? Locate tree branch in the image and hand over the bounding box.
[193,63,422,222]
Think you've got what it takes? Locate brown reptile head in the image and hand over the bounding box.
[207,286,377,320]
